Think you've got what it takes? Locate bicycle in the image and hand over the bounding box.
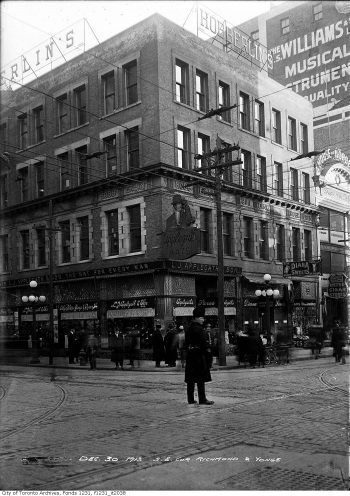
[264,346,279,365]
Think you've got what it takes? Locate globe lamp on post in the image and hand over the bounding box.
[255,274,280,345]
[22,280,46,364]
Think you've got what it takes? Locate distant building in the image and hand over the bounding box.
[239,0,349,330]
[0,13,319,352]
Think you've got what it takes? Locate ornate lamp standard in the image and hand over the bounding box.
[21,280,46,364]
[255,274,280,345]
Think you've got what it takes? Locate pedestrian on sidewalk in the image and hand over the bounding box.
[111,328,124,369]
[331,321,346,364]
[152,323,165,367]
[164,323,178,367]
[86,344,97,370]
[184,306,214,405]
[177,325,186,368]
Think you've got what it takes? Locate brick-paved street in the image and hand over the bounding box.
[0,357,348,491]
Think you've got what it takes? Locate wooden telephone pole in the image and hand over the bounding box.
[194,111,242,365]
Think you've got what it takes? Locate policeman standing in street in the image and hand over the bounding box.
[184,307,214,405]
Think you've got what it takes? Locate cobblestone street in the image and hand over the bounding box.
[0,357,348,491]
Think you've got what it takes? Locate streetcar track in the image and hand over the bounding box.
[318,368,349,395]
[0,382,67,440]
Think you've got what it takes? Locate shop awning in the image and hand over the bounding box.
[243,274,292,285]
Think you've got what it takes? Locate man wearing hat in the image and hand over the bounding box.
[184,307,214,405]
[166,194,195,229]
[152,323,165,368]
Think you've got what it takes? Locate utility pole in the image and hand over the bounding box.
[194,108,242,365]
[48,199,54,365]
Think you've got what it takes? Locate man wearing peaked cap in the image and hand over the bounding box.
[184,307,214,405]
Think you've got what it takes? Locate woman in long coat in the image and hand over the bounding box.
[185,307,214,405]
[152,325,165,367]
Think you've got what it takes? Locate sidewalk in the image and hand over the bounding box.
[12,346,340,372]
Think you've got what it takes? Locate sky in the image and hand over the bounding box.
[1,0,284,70]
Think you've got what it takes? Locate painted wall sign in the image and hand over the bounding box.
[197,5,273,71]
[267,6,350,107]
[283,259,322,276]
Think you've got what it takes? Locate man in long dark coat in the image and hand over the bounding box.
[152,324,165,367]
[185,307,214,405]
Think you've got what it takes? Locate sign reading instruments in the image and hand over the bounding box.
[283,260,322,277]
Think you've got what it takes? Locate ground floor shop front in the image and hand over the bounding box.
[1,261,322,353]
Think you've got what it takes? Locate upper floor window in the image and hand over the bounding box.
[125,126,139,170]
[272,108,281,144]
[200,208,211,253]
[197,133,211,173]
[251,30,259,42]
[0,123,7,151]
[302,172,310,203]
[20,230,30,269]
[300,123,308,154]
[220,141,233,183]
[103,135,117,176]
[218,81,230,122]
[276,224,285,262]
[0,234,9,272]
[18,167,29,202]
[288,116,297,151]
[59,220,71,263]
[36,227,46,267]
[241,150,252,188]
[102,71,115,114]
[292,227,301,261]
[222,212,233,256]
[57,94,69,134]
[0,174,8,207]
[73,85,87,126]
[313,3,323,21]
[128,204,142,253]
[243,216,253,258]
[107,209,119,256]
[256,155,267,192]
[58,152,70,191]
[78,216,90,260]
[175,59,189,105]
[76,146,88,185]
[33,106,44,143]
[259,221,268,260]
[18,113,28,149]
[304,229,312,260]
[239,92,250,130]
[290,168,299,201]
[177,126,191,169]
[196,70,209,113]
[35,161,45,198]
[254,100,265,137]
[274,162,283,196]
[281,17,290,35]
[124,60,138,106]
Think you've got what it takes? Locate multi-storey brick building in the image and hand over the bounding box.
[238,0,350,329]
[0,14,319,353]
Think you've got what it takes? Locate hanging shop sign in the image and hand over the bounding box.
[283,259,322,277]
[328,273,348,298]
[107,298,155,318]
[59,302,98,320]
[161,227,201,260]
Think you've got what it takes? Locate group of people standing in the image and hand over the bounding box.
[152,323,186,368]
[110,327,139,370]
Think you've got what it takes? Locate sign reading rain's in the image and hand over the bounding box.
[268,5,350,107]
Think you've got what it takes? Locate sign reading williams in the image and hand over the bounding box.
[283,259,322,277]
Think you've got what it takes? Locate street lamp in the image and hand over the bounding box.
[255,274,280,345]
[22,280,46,364]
